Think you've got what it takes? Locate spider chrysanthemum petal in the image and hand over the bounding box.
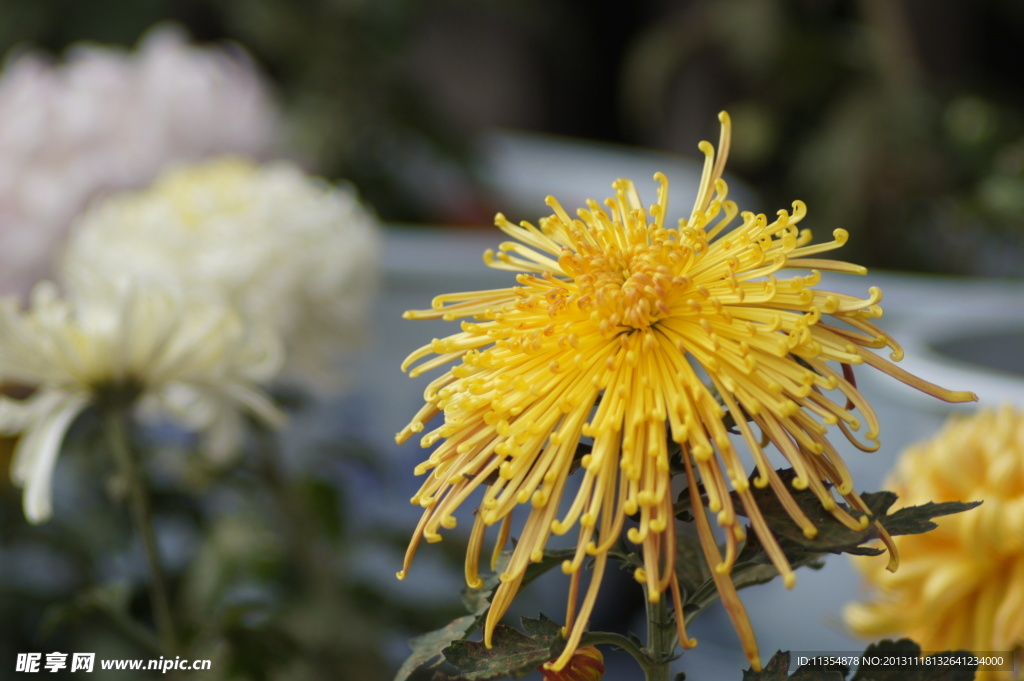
[397,111,977,671]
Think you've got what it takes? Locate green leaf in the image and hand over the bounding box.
[393,615,478,681]
[731,470,981,560]
[461,577,500,617]
[742,651,847,680]
[676,469,980,620]
[876,499,983,538]
[733,528,826,573]
[732,470,876,555]
[850,640,977,681]
[441,614,564,681]
[400,549,575,681]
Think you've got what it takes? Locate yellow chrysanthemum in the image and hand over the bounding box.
[396,111,977,671]
[845,406,1022,679]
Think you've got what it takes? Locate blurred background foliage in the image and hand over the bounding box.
[0,407,422,680]
[0,394,493,680]
[3,0,1022,273]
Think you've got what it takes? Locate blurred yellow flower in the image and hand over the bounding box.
[846,406,1022,678]
[0,271,284,523]
[63,157,378,389]
[396,111,976,671]
[540,645,604,681]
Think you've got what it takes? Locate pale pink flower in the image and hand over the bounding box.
[0,24,279,296]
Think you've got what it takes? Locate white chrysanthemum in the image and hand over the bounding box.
[63,157,379,388]
[0,24,278,297]
[0,270,285,523]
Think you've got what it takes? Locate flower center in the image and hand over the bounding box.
[564,240,683,331]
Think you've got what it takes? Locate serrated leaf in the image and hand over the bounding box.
[441,614,563,681]
[734,527,827,573]
[850,640,977,681]
[678,471,980,620]
[733,470,875,553]
[520,614,562,639]
[403,549,575,681]
[729,466,974,573]
[462,575,501,616]
[743,651,847,680]
[877,500,982,538]
[394,615,478,681]
[732,470,981,562]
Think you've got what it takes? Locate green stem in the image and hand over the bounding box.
[644,590,674,681]
[251,423,389,677]
[253,425,327,584]
[105,408,179,655]
[580,631,648,671]
[99,604,163,655]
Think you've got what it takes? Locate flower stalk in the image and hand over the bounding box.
[581,595,676,680]
[104,406,179,655]
[580,632,647,671]
[644,589,674,681]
